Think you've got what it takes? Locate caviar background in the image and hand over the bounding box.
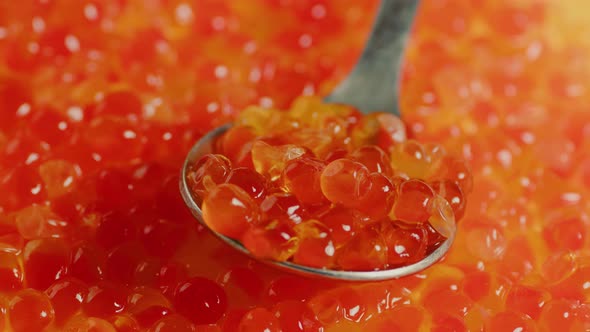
[1,0,590,331]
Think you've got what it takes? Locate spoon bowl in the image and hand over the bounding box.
[179,126,455,281]
[179,0,457,281]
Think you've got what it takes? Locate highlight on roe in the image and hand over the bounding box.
[187,96,473,271]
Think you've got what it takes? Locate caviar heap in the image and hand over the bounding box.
[1,0,590,331]
[188,97,470,270]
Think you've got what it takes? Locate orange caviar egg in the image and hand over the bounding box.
[292,220,335,268]
[226,167,268,201]
[380,222,428,267]
[238,307,281,332]
[350,145,393,175]
[187,154,232,200]
[217,126,257,168]
[282,157,327,206]
[272,300,323,332]
[251,141,310,181]
[390,140,432,179]
[319,206,361,247]
[173,277,228,325]
[45,277,88,325]
[0,251,23,291]
[431,180,466,220]
[356,172,396,221]
[392,179,435,223]
[9,289,55,332]
[149,314,196,332]
[242,220,299,261]
[202,183,261,239]
[336,225,388,271]
[23,238,69,290]
[320,159,372,207]
[260,192,309,225]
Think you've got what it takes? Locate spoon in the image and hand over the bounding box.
[180,0,455,281]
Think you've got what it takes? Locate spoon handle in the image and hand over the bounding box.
[324,0,419,116]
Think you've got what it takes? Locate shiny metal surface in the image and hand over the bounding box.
[324,0,419,116]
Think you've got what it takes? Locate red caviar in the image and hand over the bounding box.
[189,99,470,270]
[0,0,589,331]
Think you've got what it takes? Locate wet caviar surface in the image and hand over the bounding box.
[188,99,469,271]
[1,0,590,331]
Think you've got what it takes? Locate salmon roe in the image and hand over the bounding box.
[189,98,471,270]
[1,0,590,331]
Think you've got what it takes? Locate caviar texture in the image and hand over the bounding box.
[189,97,470,271]
[1,0,590,331]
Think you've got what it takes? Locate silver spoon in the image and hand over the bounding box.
[179,0,455,281]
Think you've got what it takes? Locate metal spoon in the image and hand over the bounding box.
[179,0,455,281]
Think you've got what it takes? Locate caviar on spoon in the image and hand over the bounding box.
[180,0,470,281]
